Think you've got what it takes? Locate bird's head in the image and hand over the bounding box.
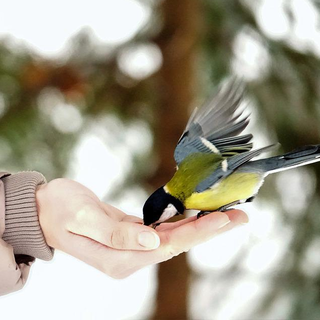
[143,186,185,227]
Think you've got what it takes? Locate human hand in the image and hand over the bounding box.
[98,209,248,278]
[0,239,32,295]
[36,178,248,278]
[36,178,161,252]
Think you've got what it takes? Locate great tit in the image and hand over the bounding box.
[143,80,320,227]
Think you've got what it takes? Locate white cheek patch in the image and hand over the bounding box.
[157,204,178,223]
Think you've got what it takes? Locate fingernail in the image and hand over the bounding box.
[138,231,160,249]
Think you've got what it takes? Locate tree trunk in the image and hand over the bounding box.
[150,1,200,319]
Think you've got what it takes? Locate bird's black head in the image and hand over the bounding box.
[143,186,185,226]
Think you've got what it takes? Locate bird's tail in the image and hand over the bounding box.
[241,144,320,175]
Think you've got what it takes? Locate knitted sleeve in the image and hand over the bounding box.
[2,172,54,261]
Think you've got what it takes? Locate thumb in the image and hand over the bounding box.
[18,263,32,286]
[69,203,160,250]
[107,220,161,250]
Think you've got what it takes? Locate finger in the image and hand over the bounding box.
[108,221,161,250]
[99,203,144,224]
[215,209,249,234]
[160,212,231,252]
[19,263,32,286]
[90,210,248,278]
[99,202,126,222]
[126,210,247,268]
[63,233,139,279]
[156,209,248,232]
[121,214,143,224]
[115,210,247,277]
[156,215,197,232]
[162,209,249,233]
[70,202,160,251]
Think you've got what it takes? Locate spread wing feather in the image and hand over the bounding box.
[174,79,253,165]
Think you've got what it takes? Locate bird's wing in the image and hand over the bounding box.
[174,78,253,165]
[195,144,277,193]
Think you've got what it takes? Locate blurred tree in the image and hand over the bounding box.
[149,1,199,319]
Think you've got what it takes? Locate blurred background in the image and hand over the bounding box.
[1,0,320,319]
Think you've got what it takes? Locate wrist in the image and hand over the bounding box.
[36,183,54,248]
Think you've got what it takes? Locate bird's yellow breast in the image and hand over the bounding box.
[184,172,263,211]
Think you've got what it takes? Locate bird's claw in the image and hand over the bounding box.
[197,200,242,219]
[218,200,241,212]
[197,211,210,219]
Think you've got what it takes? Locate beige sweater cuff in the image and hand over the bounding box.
[2,172,54,261]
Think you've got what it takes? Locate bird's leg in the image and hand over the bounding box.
[218,200,241,212]
[197,199,242,219]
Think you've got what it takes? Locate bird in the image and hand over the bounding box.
[143,79,320,227]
